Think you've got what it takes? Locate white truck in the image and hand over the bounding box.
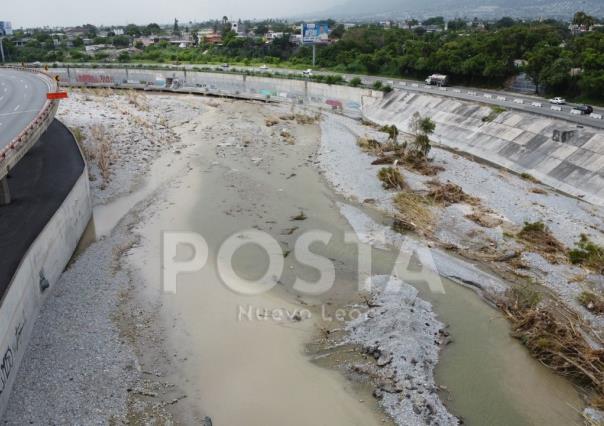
[425,74,449,86]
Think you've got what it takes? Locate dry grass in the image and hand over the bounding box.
[529,187,548,195]
[265,116,280,127]
[498,286,604,401]
[578,291,604,315]
[465,212,503,228]
[126,90,149,111]
[294,113,319,125]
[357,136,382,153]
[280,128,295,144]
[377,167,405,190]
[401,154,445,176]
[90,124,114,188]
[393,191,434,232]
[517,221,566,256]
[520,172,540,183]
[426,180,480,206]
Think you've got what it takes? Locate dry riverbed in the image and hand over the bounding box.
[318,112,604,423]
[2,89,598,425]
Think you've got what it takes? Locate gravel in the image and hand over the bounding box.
[2,232,138,424]
[346,275,459,426]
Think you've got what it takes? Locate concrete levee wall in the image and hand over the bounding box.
[0,168,91,416]
[50,67,382,111]
[365,90,604,206]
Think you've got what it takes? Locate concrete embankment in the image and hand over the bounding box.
[48,67,383,115]
[364,90,604,206]
[0,121,91,417]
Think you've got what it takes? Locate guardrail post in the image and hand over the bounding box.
[0,176,10,205]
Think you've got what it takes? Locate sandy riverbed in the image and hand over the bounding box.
[2,90,594,425]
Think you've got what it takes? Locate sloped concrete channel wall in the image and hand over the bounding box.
[365,90,604,206]
[0,127,91,417]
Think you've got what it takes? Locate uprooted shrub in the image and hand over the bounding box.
[378,167,405,190]
[578,291,604,315]
[357,137,382,153]
[392,191,433,232]
[569,234,604,273]
[517,221,566,256]
[498,286,604,404]
[426,180,479,206]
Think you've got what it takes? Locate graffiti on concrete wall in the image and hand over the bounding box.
[0,315,26,397]
[76,74,114,84]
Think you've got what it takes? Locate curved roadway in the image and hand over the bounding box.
[0,68,51,149]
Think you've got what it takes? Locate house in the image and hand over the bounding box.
[203,33,222,44]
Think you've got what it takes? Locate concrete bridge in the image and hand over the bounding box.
[0,67,59,205]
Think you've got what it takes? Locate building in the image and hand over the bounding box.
[0,21,12,36]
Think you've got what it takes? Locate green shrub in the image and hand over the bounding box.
[569,234,604,271]
[349,77,362,87]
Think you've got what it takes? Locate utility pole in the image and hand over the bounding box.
[312,44,316,67]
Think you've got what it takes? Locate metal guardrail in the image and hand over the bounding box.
[0,67,59,180]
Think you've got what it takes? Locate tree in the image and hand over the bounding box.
[349,77,362,87]
[410,112,435,158]
[422,17,445,27]
[125,24,141,37]
[255,23,269,36]
[447,19,467,31]
[525,44,562,93]
[573,11,595,28]
[330,24,345,39]
[112,35,130,48]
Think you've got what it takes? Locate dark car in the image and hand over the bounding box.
[573,105,594,115]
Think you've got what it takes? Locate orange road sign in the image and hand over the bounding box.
[47,92,68,100]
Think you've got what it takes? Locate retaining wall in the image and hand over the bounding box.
[49,67,382,113]
[365,90,604,206]
[0,148,91,417]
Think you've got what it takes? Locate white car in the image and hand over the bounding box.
[259,65,269,71]
[302,69,313,76]
[549,97,566,105]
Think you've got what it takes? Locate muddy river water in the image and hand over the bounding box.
[90,101,584,425]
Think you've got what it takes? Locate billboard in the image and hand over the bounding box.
[302,22,329,45]
[0,21,12,36]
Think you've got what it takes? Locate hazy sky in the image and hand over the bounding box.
[4,0,339,28]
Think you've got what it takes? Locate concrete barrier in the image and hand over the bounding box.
[0,68,59,182]
[551,105,563,111]
[514,98,524,104]
[591,113,603,120]
[49,67,382,115]
[497,96,506,101]
[531,102,543,108]
[484,94,493,99]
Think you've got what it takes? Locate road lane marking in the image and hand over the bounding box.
[14,105,21,111]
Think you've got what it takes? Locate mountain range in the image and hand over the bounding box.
[305,0,604,21]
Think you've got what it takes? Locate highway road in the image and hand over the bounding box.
[50,61,604,128]
[0,68,51,149]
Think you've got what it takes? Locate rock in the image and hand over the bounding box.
[377,352,393,367]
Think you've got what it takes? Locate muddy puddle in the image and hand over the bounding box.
[84,101,584,425]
